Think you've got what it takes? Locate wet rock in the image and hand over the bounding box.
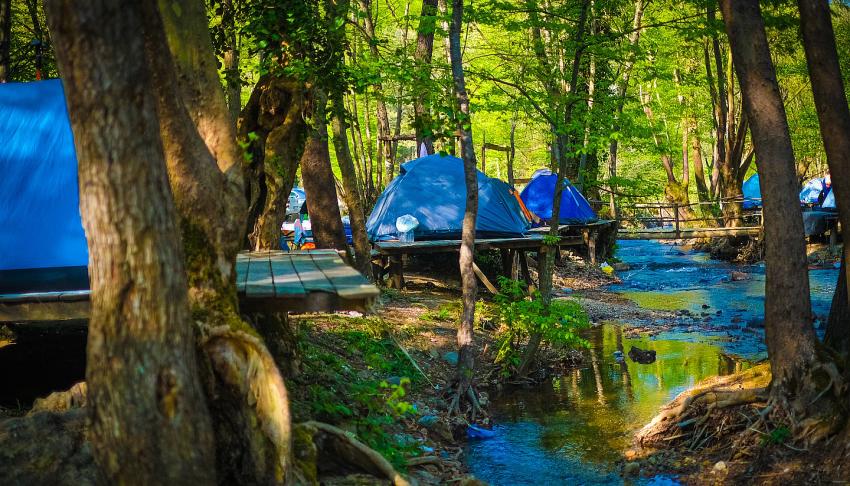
[701,304,710,309]
[385,376,402,386]
[730,271,750,281]
[731,316,743,324]
[623,462,641,476]
[442,351,459,366]
[628,346,656,364]
[613,350,625,363]
[715,310,722,315]
[747,318,765,329]
[613,262,631,272]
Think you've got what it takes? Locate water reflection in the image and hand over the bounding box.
[465,324,746,485]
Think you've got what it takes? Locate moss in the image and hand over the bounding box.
[292,423,319,485]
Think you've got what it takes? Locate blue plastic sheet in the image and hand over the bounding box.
[519,169,597,224]
[0,79,88,271]
[366,154,530,241]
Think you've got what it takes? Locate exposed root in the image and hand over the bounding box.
[204,327,292,485]
[447,383,486,420]
[295,421,412,486]
[29,382,88,415]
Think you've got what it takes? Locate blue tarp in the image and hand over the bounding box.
[519,169,597,224]
[822,187,836,209]
[800,177,826,205]
[0,79,88,271]
[742,174,761,209]
[366,154,530,241]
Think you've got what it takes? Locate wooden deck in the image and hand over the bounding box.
[0,251,379,322]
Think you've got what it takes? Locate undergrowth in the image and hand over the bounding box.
[291,315,422,469]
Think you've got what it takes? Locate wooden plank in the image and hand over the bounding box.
[311,255,379,299]
[236,252,250,294]
[0,291,64,303]
[269,253,306,298]
[289,254,336,293]
[472,262,499,294]
[245,251,275,298]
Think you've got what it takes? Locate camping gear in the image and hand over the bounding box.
[366,154,530,241]
[0,79,89,293]
[395,215,419,243]
[742,174,761,209]
[519,169,597,225]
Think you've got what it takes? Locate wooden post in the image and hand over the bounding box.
[499,248,512,280]
[472,262,499,294]
[481,131,486,174]
[673,203,680,239]
[518,250,536,293]
[588,230,598,264]
[389,255,404,289]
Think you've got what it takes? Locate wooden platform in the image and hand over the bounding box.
[0,251,378,322]
[528,219,617,263]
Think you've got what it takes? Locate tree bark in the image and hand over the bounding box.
[301,91,350,252]
[0,0,10,82]
[826,255,850,356]
[239,76,307,250]
[331,93,373,276]
[447,0,479,414]
[45,1,216,482]
[222,0,241,124]
[721,1,838,429]
[798,0,850,358]
[413,0,439,154]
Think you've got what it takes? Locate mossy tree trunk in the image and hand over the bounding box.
[240,75,307,250]
[45,1,217,482]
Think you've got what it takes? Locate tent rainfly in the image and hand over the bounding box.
[519,169,597,225]
[742,174,762,209]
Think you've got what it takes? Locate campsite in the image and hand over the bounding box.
[2,0,850,485]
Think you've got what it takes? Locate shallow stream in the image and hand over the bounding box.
[465,240,839,485]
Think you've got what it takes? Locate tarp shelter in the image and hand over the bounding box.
[0,79,88,292]
[519,169,597,225]
[366,154,530,241]
[742,174,762,209]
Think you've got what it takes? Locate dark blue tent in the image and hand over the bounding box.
[800,177,827,205]
[0,80,88,292]
[742,174,761,209]
[366,154,530,241]
[519,169,597,225]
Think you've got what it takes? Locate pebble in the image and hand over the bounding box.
[623,462,641,476]
[712,461,728,474]
[442,351,459,366]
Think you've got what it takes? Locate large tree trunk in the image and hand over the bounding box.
[301,91,350,252]
[413,0,439,154]
[721,0,844,440]
[798,0,850,360]
[45,1,217,482]
[331,93,373,276]
[0,0,10,82]
[239,76,307,250]
[447,0,479,415]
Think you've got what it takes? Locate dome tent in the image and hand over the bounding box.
[800,177,827,205]
[742,174,761,209]
[0,79,88,293]
[366,154,530,241]
[519,169,597,225]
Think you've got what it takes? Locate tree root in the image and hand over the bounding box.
[29,382,88,415]
[203,327,292,485]
[295,421,412,486]
[448,383,486,420]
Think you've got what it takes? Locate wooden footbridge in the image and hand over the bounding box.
[614,201,763,240]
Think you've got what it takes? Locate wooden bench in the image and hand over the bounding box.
[0,251,379,322]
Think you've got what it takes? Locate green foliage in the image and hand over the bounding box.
[492,277,590,375]
[760,426,791,446]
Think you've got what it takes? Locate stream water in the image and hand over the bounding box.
[465,239,839,485]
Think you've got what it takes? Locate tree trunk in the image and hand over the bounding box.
[798,0,850,360]
[301,91,350,252]
[607,0,646,219]
[0,0,10,82]
[414,0,439,154]
[239,76,307,250]
[508,117,516,185]
[27,0,44,78]
[447,0,479,415]
[331,93,373,276]
[222,0,241,124]
[692,127,711,205]
[45,1,216,482]
[826,255,850,357]
[721,0,842,437]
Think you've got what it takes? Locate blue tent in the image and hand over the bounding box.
[742,174,761,209]
[519,169,597,225]
[0,80,88,291]
[366,154,530,241]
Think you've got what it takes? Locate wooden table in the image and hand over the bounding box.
[372,235,554,292]
[0,251,379,322]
